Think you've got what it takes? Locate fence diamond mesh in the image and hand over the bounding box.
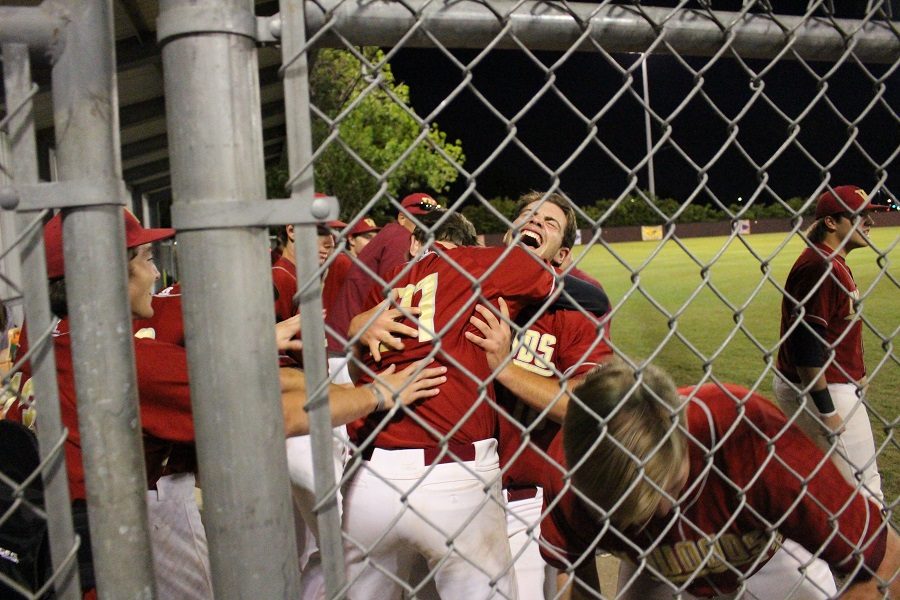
[0,0,897,599]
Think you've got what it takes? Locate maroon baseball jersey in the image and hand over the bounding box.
[497,303,613,488]
[272,255,298,323]
[12,319,195,500]
[325,222,412,352]
[350,245,557,449]
[133,283,185,346]
[540,383,887,597]
[322,251,352,313]
[777,243,865,383]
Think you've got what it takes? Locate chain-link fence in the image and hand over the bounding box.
[1,0,897,598]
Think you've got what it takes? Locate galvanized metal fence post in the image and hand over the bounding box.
[2,41,82,600]
[157,0,301,597]
[46,0,156,595]
[279,1,347,595]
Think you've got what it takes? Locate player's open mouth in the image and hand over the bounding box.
[521,230,542,249]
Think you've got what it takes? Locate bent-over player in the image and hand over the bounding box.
[540,356,898,599]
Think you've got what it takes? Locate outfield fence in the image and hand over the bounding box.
[0,1,897,599]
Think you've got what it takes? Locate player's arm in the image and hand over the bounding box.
[279,360,446,435]
[465,297,578,422]
[560,560,601,600]
[840,526,900,599]
[789,320,843,433]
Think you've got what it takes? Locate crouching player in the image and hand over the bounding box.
[540,357,898,599]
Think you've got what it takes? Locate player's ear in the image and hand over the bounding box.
[553,245,571,268]
[409,236,421,259]
[286,225,295,242]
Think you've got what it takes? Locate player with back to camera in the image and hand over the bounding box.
[539,356,899,600]
[341,209,567,599]
[773,184,892,502]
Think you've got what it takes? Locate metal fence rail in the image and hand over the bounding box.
[1,0,897,598]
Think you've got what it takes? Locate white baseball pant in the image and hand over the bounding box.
[147,472,214,600]
[287,356,353,600]
[773,377,883,501]
[506,487,557,599]
[342,438,517,599]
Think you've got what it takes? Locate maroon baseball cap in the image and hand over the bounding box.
[814,186,890,219]
[44,210,175,279]
[348,218,380,237]
[400,193,441,216]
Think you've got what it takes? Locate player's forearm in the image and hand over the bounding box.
[562,560,601,600]
[327,384,378,427]
[795,366,828,391]
[842,528,900,598]
[496,365,575,423]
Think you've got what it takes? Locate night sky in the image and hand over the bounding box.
[388,40,898,209]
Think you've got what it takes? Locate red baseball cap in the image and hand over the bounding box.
[814,185,890,219]
[400,193,441,216]
[348,218,380,237]
[44,209,175,279]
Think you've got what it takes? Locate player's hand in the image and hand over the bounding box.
[371,360,447,410]
[465,297,512,372]
[349,291,421,362]
[275,315,303,352]
[821,412,845,436]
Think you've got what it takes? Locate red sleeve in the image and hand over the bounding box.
[478,246,556,309]
[555,310,613,379]
[786,257,835,330]
[718,386,887,577]
[539,434,601,570]
[133,339,195,442]
[271,263,297,322]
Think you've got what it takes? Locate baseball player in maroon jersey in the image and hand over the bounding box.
[321,217,380,312]
[324,192,441,355]
[9,209,445,600]
[339,210,572,599]
[540,356,898,599]
[774,185,892,502]
[272,219,340,322]
[465,191,614,599]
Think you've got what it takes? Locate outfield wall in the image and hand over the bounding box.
[484,212,900,246]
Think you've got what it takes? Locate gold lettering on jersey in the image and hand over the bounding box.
[644,531,783,583]
[512,329,557,377]
[379,273,439,354]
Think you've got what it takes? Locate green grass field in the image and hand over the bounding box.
[571,226,899,507]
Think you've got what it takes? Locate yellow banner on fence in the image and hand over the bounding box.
[641,225,663,241]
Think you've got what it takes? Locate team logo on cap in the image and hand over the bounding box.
[364,218,376,227]
[420,196,438,208]
[854,189,868,202]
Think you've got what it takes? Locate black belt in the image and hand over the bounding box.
[359,442,477,465]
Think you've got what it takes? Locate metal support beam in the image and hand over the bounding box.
[45,0,157,597]
[157,0,301,597]
[0,5,66,53]
[280,0,347,594]
[1,42,81,600]
[301,0,899,62]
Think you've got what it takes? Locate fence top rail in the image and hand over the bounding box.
[303,0,899,62]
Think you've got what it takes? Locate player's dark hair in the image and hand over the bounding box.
[806,217,835,244]
[514,191,578,250]
[48,279,68,318]
[412,210,477,247]
[48,247,140,319]
[564,356,685,532]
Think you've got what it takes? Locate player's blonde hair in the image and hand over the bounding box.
[563,356,685,532]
